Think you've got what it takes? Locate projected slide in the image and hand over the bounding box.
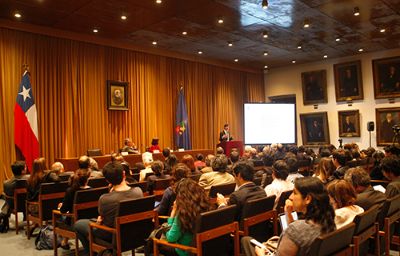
[244,103,296,144]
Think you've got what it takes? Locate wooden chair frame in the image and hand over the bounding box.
[241,209,278,237]
[351,205,380,256]
[153,221,240,256]
[89,210,159,256]
[26,190,65,239]
[379,210,400,256]
[4,186,27,234]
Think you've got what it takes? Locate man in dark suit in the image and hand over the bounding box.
[342,116,356,133]
[344,167,386,211]
[216,161,266,221]
[3,161,29,209]
[219,123,233,142]
[332,149,349,180]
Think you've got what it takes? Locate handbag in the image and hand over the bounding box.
[144,222,171,255]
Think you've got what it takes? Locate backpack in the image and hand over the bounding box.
[0,197,10,233]
[35,225,62,250]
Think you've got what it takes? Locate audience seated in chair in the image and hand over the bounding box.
[241,177,336,256]
[74,161,143,254]
[331,149,350,180]
[313,157,334,184]
[327,179,364,229]
[181,154,201,176]
[121,137,139,154]
[147,160,170,194]
[216,161,266,222]
[264,160,293,208]
[140,152,154,182]
[3,161,29,209]
[200,154,215,174]
[344,167,387,211]
[156,163,190,216]
[380,155,400,198]
[199,154,235,191]
[285,157,303,184]
[78,155,103,178]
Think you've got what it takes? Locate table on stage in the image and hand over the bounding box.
[56,149,214,172]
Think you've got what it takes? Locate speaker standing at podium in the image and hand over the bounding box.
[219,123,233,142]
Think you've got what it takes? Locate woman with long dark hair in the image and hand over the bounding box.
[242,177,336,256]
[163,178,211,256]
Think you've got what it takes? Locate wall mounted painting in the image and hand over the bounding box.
[334,60,363,102]
[107,80,128,110]
[338,110,360,137]
[372,56,400,99]
[301,70,328,105]
[300,112,330,146]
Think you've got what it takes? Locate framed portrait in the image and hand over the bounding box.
[376,107,400,146]
[338,110,360,137]
[333,60,363,102]
[107,80,128,110]
[300,112,330,146]
[372,56,400,99]
[301,70,327,105]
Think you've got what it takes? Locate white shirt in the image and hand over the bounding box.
[335,205,364,229]
[287,173,304,184]
[264,178,294,204]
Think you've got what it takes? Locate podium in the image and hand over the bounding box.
[217,140,244,156]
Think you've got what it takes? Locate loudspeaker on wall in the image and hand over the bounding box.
[367,121,374,132]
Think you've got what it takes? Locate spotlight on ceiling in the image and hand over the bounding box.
[262,31,268,38]
[262,0,268,9]
[156,0,162,4]
[297,45,302,49]
[218,17,224,24]
[152,41,157,45]
[234,59,239,62]
[263,51,268,56]
[292,60,296,64]
[353,7,360,16]
[264,65,268,69]
[93,28,99,33]
[198,50,203,55]
[335,37,341,42]
[380,28,386,33]
[323,55,328,59]
[358,48,364,52]
[228,42,233,47]
[14,12,22,18]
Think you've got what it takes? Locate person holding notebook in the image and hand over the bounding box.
[241,177,336,256]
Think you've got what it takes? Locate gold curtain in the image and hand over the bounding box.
[0,28,264,192]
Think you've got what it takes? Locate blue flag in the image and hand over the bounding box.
[175,88,191,149]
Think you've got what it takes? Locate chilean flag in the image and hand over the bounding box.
[14,71,39,171]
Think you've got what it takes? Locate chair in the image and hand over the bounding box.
[128,181,148,195]
[152,178,172,200]
[87,177,109,188]
[4,179,27,234]
[59,173,72,181]
[26,181,69,239]
[209,183,236,198]
[53,187,109,256]
[309,223,356,256]
[275,190,293,213]
[87,149,103,157]
[352,204,380,256]
[88,196,159,256]
[240,195,278,241]
[153,205,240,256]
[378,194,400,256]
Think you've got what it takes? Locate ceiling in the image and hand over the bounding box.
[1,0,400,70]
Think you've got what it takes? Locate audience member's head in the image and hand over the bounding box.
[272,160,289,180]
[327,179,357,209]
[51,162,64,174]
[216,146,224,155]
[88,157,99,170]
[111,153,124,162]
[384,145,400,157]
[196,153,204,162]
[316,157,334,182]
[212,154,229,173]
[142,152,154,167]
[33,157,47,173]
[124,138,133,146]
[293,177,336,234]
[233,161,254,184]
[78,155,90,169]
[151,160,164,176]
[181,154,195,171]
[319,149,331,158]
[162,148,171,158]
[381,156,400,180]
[71,169,90,190]
[205,154,215,167]
[372,150,385,165]
[344,167,371,193]
[285,157,298,174]
[11,161,26,176]
[262,154,274,167]
[332,149,347,167]
[166,154,178,169]
[103,162,125,186]
[172,163,190,184]
[229,151,240,164]
[288,146,298,155]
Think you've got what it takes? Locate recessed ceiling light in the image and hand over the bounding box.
[353,7,360,16]
[323,55,328,59]
[156,0,162,4]
[297,45,302,49]
[380,28,386,33]
[262,0,268,9]
[152,41,157,45]
[121,15,127,20]
[292,60,296,64]
[234,58,239,62]
[228,42,233,47]
[263,51,268,56]
[335,38,341,42]
[182,31,187,35]
[262,31,268,38]
[358,48,364,52]
[303,19,310,28]
[218,17,224,24]
[264,65,268,69]
[198,50,203,55]
[93,28,99,33]
[14,12,22,18]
